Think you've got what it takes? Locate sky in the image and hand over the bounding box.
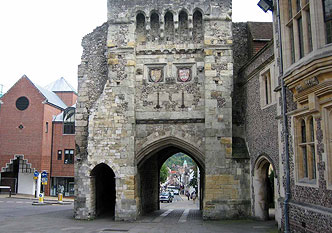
[0,0,272,94]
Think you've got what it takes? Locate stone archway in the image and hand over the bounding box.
[253,156,275,220]
[136,136,205,215]
[90,163,116,218]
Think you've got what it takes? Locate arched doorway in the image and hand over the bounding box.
[253,156,275,220]
[90,163,116,218]
[136,137,205,215]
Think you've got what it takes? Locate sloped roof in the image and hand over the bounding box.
[248,22,273,41]
[35,84,67,110]
[45,77,77,93]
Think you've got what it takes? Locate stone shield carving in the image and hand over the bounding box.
[149,68,163,82]
[178,68,191,82]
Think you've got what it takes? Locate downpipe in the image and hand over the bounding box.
[276,0,291,232]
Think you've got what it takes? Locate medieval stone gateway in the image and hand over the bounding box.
[74,0,251,221]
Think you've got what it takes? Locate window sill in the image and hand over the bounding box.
[296,178,318,187]
[261,102,276,110]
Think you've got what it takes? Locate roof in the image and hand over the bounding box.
[247,22,273,41]
[35,84,68,110]
[45,77,77,93]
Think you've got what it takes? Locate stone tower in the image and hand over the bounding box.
[74,0,250,221]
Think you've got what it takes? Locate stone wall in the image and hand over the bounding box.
[75,0,251,221]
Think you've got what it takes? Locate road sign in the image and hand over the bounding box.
[33,171,39,180]
[41,177,48,186]
[41,171,47,178]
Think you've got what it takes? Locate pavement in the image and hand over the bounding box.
[0,194,279,233]
[0,193,74,204]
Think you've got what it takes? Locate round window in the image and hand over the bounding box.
[16,96,29,111]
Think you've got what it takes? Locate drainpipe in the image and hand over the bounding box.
[275,1,290,232]
[50,119,55,196]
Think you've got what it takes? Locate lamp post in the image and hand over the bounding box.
[257,0,273,12]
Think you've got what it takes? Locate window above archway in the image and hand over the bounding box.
[63,107,75,134]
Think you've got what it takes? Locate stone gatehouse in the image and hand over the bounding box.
[74,0,250,221]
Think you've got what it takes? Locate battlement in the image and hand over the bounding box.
[107,0,232,22]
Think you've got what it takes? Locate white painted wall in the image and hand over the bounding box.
[18,172,35,195]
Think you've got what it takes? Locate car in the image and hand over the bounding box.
[160,192,173,203]
[167,186,179,195]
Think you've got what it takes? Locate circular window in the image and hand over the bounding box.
[16,97,29,111]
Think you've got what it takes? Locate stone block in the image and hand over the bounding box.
[108,58,119,65]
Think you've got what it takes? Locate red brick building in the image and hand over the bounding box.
[0,76,77,196]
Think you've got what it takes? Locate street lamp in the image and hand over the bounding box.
[257,0,273,12]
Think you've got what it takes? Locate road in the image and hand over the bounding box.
[0,196,278,233]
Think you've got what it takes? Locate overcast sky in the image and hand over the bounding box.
[0,0,272,94]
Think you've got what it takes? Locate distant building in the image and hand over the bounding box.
[0,76,77,197]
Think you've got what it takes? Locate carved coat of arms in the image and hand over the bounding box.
[178,68,191,82]
[149,68,163,82]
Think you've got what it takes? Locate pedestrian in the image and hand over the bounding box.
[192,192,196,204]
[186,191,190,200]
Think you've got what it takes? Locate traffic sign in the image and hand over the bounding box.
[41,177,48,186]
[33,171,39,180]
[41,171,47,178]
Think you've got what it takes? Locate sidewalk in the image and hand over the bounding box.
[0,193,74,203]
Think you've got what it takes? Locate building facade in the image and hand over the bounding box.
[73,0,332,231]
[0,76,77,197]
[274,0,332,232]
[75,0,252,221]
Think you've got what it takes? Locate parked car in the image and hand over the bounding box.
[160,192,173,203]
[167,186,179,195]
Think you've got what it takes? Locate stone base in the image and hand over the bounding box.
[203,200,251,220]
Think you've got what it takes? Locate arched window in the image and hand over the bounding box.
[150,12,160,42]
[164,12,174,41]
[136,13,146,42]
[179,11,188,41]
[193,10,203,43]
[63,107,75,134]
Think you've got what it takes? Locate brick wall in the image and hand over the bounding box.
[0,77,46,171]
[54,92,77,107]
[51,122,75,177]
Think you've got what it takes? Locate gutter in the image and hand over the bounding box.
[275,1,291,232]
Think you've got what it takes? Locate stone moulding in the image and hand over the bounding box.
[135,118,205,124]
[136,136,205,170]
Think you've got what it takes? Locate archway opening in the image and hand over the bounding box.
[253,157,275,220]
[137,143,205,215]
[160,152,200,210]
[150,12,160,42]
[164,11,174,41]
[136,13,146,43]
[193,10,203,42]
[91,163,116,218]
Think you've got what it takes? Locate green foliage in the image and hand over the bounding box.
[160,164,169,183]
[164,152,195,168]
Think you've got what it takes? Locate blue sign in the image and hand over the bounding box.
[41,171,47,178]
[34,171,39,177]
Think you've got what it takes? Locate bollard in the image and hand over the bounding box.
[58,193,63,203]
[38,193,44,203]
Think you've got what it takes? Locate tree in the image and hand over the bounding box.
[160,164,169,183]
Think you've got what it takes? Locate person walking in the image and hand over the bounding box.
[192,192,197,204]
[185,191,190,200]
